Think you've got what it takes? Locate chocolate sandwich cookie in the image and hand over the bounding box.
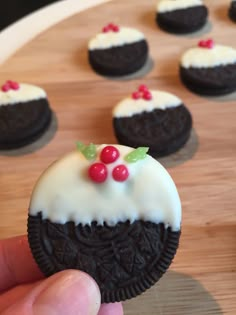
[156,0,208,34]
[88,23,149,76]
[0,81,52,149]
[229,0,236,22]
[28,143,181,303]
[113,85,192,157]
[180,39,236,96]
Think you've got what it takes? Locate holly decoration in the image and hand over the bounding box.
[102,23,120,33]
[1,80,20,92]
[125,147,149,163]
[198,39,214,49]
[76,143,149,184]
[132,85,153,101]
[77,142,97,161]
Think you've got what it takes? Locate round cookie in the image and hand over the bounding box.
[28,143,181,303]
[180,39,236,95]
[229,0,236,22]
[156,0,208,34]
[0,81,52,149]
[88,24,149,76]
[113,85,192,157]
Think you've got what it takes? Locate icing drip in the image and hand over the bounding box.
[113,90,182,118]
[29,145,182,231]
[157,0,203,13]
[88,27,145,50]
[0,83,47,106]
[181,44,236,68]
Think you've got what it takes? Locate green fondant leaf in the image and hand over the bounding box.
[76,142,97,161]
[125,147,149,163]
[83,143,97,161]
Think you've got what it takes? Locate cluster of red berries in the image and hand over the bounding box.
[132,84,152,101]
[198,39,214,49]
[1,80,20,92]
[102,23,120,33]
[88,146,129,183]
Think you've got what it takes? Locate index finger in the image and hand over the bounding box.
[0,235,43,292]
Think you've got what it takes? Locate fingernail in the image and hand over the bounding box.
[33,270,101,315]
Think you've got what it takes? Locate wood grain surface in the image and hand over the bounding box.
[0,0,235,314]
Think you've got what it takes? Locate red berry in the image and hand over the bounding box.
[198,40,206,48]
[132,91,141,100]
[1,84,10,92]
[100,145,120,164]
[102,26,110,33]
[138,84,148,93]
[88,163,108,183]
[10,81,20,90]
[112,25,120,32]
[112,165,129,182]
[206,39,214,49]
[143,91,152,101]
[108,23,114,29]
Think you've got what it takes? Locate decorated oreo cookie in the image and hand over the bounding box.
[229,0,236,22]
[0,81,52,149]
[28,143,181,303]
[156,0,208,34]
[113,85,192,157]
[88,24,149,76]
[180,39,236,95]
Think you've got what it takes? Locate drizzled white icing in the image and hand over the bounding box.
[157,0,203,13]
[113,90,182,118]
[181,45,236,68]
[88,27,145,50]
[29,145,181,231]
[0,83,46,106]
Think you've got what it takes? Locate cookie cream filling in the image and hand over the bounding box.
[29,144,182,231]
[0,83,47,106]
[88,27,145,50]
[157,0,203,13]
[181,45,236,68]
[113,90,182,118]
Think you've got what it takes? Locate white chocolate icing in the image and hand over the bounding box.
[113,90,182,118]
[181,45,236,68]
[29,145,181,231]
[0,83,46,106]
[157,0,203,13]
[88,27,145,50]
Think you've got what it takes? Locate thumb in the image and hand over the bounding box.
[3,270,101,315]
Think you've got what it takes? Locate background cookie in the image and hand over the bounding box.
[180,39,236,95]
[113,85,192,157]
[0,81,52,149]
[229,0,236,22]
[88,24,149,76]
[156,0,208,34]
[28,144,181,303]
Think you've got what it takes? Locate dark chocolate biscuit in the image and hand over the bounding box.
[180,64,236,95]
[156,6,208,34]
[0,99,52,149]
[229,1,236,22]
[28,214,180,303]
[89,40,148,76]
[88,25,149,77]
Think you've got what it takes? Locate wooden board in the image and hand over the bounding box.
[0,0,235,314]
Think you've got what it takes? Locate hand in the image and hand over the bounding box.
[0,236,123,315]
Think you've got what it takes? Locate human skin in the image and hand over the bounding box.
[0,236,123,315]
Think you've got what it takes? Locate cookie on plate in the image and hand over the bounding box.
[88,23,149,76]
[28,143,181,303]
[113,85,192,157]
[156,0,208,34]
[180,39,236,95]
[229,0,236,22]
[0,81,52,149]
